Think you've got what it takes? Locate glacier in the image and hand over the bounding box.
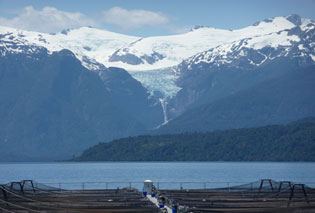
[127,68,181,99]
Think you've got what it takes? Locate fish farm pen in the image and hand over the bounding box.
[0,179,315,212]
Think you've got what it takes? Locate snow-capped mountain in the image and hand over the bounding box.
[1,14,314,115]
[177,16,315,73]
[108,15,308,70]
[1,14,314,102]
[164,15,315,120]
[0,26,140,70]
[1,14,311,71]
[1,14,315,160]
[109,14,315,102]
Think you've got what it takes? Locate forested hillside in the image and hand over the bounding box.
[73,118,315,161]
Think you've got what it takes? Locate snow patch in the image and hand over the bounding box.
[245,31,299,50]
[298,44,306,50]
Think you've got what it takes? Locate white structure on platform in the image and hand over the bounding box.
[143,180,153,194]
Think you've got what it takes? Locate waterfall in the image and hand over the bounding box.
[159,98,168,125]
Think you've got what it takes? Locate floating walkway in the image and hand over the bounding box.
[0,179,315,212]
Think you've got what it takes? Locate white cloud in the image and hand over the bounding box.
[102,7,169,29]
[0,6,96,33]
[169,25,192,34]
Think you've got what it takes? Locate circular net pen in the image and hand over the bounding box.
[0,180,159,213]
[155,179,315,212]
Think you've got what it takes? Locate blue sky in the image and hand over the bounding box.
[0,0,314,36]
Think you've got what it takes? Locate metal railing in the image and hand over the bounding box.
[40,181,315,191]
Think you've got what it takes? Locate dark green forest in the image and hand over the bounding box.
[73,117,315,161]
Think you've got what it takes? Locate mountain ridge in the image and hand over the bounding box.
[1,14,314,102]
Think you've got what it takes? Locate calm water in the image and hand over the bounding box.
[0,162,314,189]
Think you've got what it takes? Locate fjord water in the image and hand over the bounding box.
[1,162,314,189]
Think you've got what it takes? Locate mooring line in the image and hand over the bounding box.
[0,205,15,213]
[0,198,41,213]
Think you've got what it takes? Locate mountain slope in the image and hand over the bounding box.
[166,15,315,118]
[0,47,150,161]
[100,67,163,129]
[73,118,315,161]
[158,66,315,133]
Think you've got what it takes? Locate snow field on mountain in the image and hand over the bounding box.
[1,15,314,100]
[109,16,298,70]
[245,31,300,50]
[0,26,140,68]
[186,30,303,68]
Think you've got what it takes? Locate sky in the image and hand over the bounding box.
[0,0,314,37]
